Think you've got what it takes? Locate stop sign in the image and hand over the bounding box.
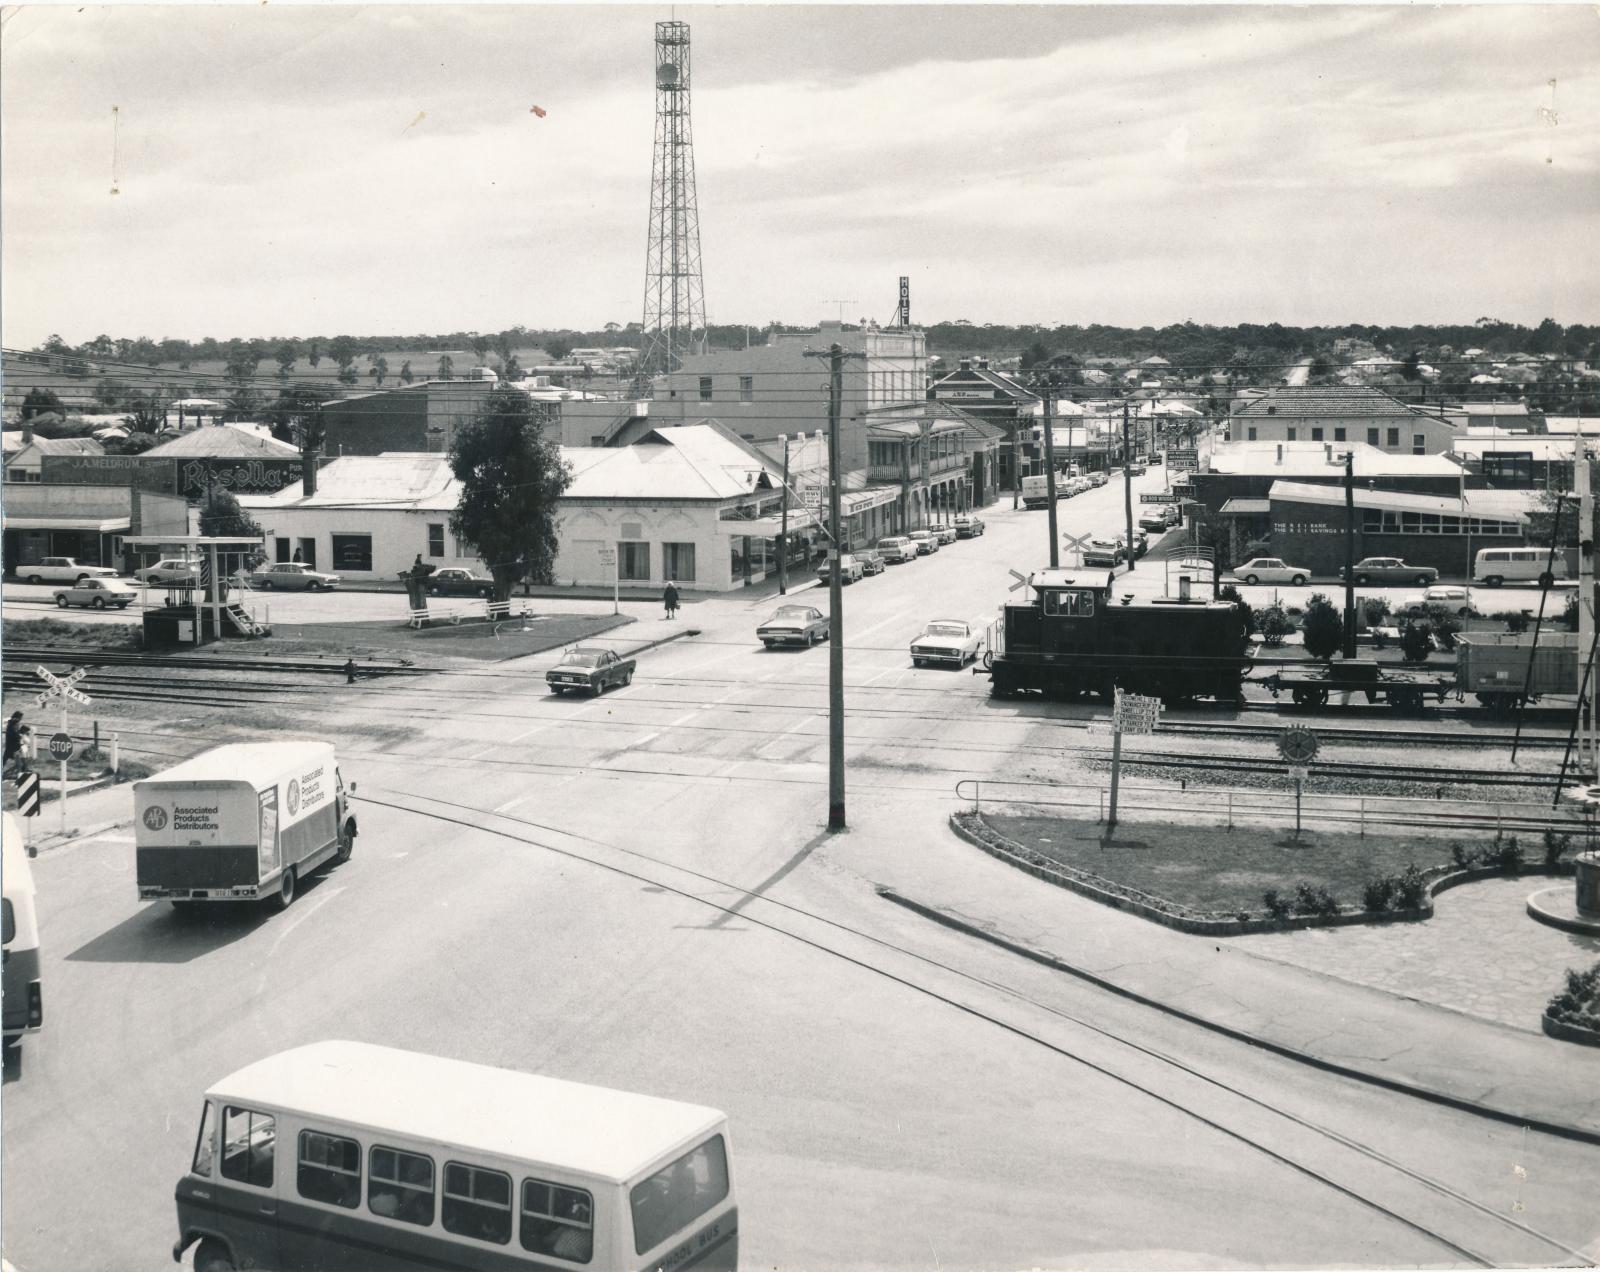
[48,732,74,760]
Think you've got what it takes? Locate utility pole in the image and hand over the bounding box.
[1010,423,1020,510]
[1040,384,1060,567]
[778,438,790,594]
[1342,450,1357,659]
[1579,434,1595,776]
[1122,401,1135,572]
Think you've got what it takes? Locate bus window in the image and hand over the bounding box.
[220,1108,275,1189]
[191,1103,217,1178]
[631,1135,730,1256]
[368,1146,435,1226]
[299,1130,362,1209]
[443,1161,512,1245]
[521,1178,594,1263]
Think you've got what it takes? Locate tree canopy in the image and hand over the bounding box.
[448,388,572,600]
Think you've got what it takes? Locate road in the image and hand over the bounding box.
[1286,357,1312,387]
[5,474,1599,1271]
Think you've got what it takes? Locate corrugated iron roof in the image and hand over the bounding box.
[143,426,300,459]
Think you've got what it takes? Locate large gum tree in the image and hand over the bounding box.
[449,387,572,602]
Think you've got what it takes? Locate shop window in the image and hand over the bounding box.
[739,376,753,403]
[663,543,696,583]
[331,534,373,572]
[617,542,650,581]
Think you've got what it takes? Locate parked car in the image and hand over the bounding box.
[134,558,199,586]
[910,619,984,668]
[1128,461,1148,476]
[1130,529,1150,558]
[876,536,918,564]
[758,604,829,648]
[1232,558,1310,586]
[20,557,118,585]
[1070,477,1092,496]
[1089,472,1109,488]
[906,530,939,555]
[53,578,136,610]
[427,567,495,597]
[1139,511,1172,534]
[854,549,886,576]
[1400,585,1474,617]
[247,562,341,591]
[953,515,986,538]
[1474,546,1569,588]
[816,554,865,585]
[931,524,958,545]
[1082,538,1126,567]
[545,646,635,696]
[1346,557,1439,586]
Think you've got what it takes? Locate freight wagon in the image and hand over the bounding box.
[1455,631,1579,715]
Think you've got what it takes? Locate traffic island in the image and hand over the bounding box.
[1543,960,1600,1047]
[950,808,1577,936]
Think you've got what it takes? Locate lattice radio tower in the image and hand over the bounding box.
[640,20,706,383]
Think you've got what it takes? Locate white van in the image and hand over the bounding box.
[2,814,43,1058]
[173,1041,737,1272]
[1473,547,1570,588]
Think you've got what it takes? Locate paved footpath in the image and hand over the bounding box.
[841,798,1600,1141]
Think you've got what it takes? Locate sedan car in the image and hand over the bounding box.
[758,604,829,648]
[247,562,342,591]
[953,515,986,538]
[21,556,119,585]
[545,646,635,696]
[1400,585,1473,617]
[931,524,959,546]
[1089,472,1109,488]
[1347,557,1439,586]
[135,558,200,586]
[54,578,136,610]
[1082,538,1126,567]
[1232,558,1310,586]
[906,530,940,555]
[1138,512,1172,534]
[854,549,886,576]
[910,619,984,668]
[427,567,495,598]
[876,536,918,564]
[816,554,865,585]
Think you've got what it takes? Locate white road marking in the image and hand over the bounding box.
[755,717,812,757]
[261,885,344,972]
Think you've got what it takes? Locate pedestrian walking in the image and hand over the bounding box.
[3,711,24,776]
[343,658,358,685]
[663,582,680,620]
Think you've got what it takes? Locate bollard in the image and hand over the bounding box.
[1099,787,1106,823]
[1227,790,1234,830]
[111,732,119,774]
[1359,797,1366,839]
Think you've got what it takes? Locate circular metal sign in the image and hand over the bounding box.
[1277,727,1319,765]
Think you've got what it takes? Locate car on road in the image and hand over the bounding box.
[427,567,495,597]
[1082,538,1126,567]
[545,646,635,695]
[816,554,865,585]
[1139,511,1173,533]
[906,530,939,555]
[953,515,986,538]
[1400,585,1474,617]
[910,619,984,668]
[53,578,136,610]
[19,557,118,585]
[1232,557,1310,586]
[758,604,829,648]
[1345,556,1439,586]
[134,558,200,586]
[247,562,341,591]
[854,548,886,576]
[1128,461,1148,476]
[876,536,917,564]
[930,524,959,545]
[1089,471,1108,487]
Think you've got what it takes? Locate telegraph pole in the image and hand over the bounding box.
[1122,401,1136,571]
[1342,450,1357,658]
[1040,385,1060,567]
[1579,434,1595,776]
[1010,424,1020,510]
[778,438,790,595]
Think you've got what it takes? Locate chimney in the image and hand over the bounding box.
[1276,443,1283,464]
[302,451,318,498]
[959,358,973,372]
[976,357,990,371]
[21,419,32,444]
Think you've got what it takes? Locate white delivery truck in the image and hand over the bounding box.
[1021,474,1053,509]
[135,741,357,911]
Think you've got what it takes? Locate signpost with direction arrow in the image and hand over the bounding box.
[34,666,92,836]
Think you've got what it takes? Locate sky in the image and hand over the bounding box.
[2,4,1596,347]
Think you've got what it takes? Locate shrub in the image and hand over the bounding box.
[1394,863,1428,910]
[1492,609,1531,634]
[1262,889,1292,920]
[1361,597,1391,628]
[1362,877,1397,911]
[1218,584,1255,636]
[1450,841,1475,869]
[1543,830,1573,867]
[1422,604,1462,651]
[1400,621,1433,662]
[1547,960,1600,1025]
[1292,882,1341,917]
[1485,833,1524,873]
[1258,604,1294,646]
[1300,594,1343,660]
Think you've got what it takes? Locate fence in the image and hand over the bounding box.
[953,776,1593,839]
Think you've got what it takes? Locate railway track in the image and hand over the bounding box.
[1101,748,1570,789]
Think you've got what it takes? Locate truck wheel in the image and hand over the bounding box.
[272,867,297,911]
[336,822,357,863]
[193,1238,239,1272]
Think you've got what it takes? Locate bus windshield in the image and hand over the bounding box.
[630,1135,729,1255]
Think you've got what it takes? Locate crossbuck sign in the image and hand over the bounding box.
[1062,531,1093,566]
[35,666,93,835]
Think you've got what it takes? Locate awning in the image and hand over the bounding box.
[1217,498,1270,516]
[718,509,823,538]
[1,516,130,532]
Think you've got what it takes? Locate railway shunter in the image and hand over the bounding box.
[985,569,1250,702]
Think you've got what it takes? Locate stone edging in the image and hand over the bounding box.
[950,809,1575,937]
[1542,1011,1600,1048]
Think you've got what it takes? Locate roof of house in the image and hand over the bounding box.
[1204,441,1461,478]
[241,454,459,511]
[142,426,301,460]
[566,425,778,501]
[1461,403,1530,417]
[3,435,106,461]
[1452,437,1576,462]
[1542,417,1600,436]
[1267,479,1530,521]
[1231,385,1454,423]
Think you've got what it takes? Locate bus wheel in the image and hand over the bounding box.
[336,823,357,864]
[194,1238,239,1272]
[273,867,297,911]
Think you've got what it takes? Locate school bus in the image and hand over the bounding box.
[173,1040,737,1271]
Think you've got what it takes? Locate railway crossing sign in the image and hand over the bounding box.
[15,771,40,818]
[33,666,92,836]
[1062,531,1093,565]
[33,665,89,709]
[1276,727,1320,765]
[47,733,74,761]
[1008,568,1032,593]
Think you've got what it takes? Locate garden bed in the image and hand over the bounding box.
[1544,961,1600,1047]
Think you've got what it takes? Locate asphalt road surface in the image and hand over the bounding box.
[5,477,1598,1271]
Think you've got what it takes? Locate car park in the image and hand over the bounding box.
[54,578,136,610]
[758,604,829,648]
[1346,557,1439,585]
[816,553,865,585]
[19,557,118,585]
[931,524,959,545]
[427,567,495,597]
[134,558,199,586]
[545,646,635,695]
[246,562,341,591]
[953,515,986,538]
[906,530,939,555]
[1232,557,1310,586]
[854,548,886,576]
[910,619,984,668]
[877,536,918,564]
[1082,538,1126,567]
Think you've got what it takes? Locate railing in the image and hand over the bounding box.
[952,776,1589,838]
